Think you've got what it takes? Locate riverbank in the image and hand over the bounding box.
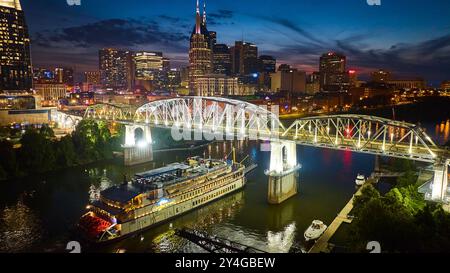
[309,178,376,253]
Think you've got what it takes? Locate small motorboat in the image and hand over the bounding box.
[355,174,366,186]
[304,220,327,241]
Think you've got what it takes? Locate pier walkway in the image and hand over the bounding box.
[308,180,373,253]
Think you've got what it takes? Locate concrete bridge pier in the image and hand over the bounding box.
[267,141,300,204]
[431,160,449,202]
[123,124,153,166]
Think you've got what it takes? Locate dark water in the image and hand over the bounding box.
[0,120,448,253]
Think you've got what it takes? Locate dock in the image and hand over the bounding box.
[308,179,374,253]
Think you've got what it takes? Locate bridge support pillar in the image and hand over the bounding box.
[267,141,300,204]
[431,160,449,202]
[123,124,153,166]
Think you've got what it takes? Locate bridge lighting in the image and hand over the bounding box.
[327,126,330,133]
[368,131,371,137]
[391,133,394,142]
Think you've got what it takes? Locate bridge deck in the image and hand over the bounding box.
[308,180,372,253]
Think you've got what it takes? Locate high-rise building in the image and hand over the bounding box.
[0,0,32,92]
[441,81,450,91]
[167,68,181,89]
[319,52,347,91]
[195,75,239,96]
[99,48,133,90]
[258,55,276,90]
[189,0,213,93]
[306,72,321,94]
[213,44,232,76]
[231,41,259,76]
[371,69,392,83]
[348,70,358,87]
[133,51,163,81]
[54,67,74,85]
[34,83,67,107]
[259,55,276,74]
[33,68,54,83]
[84,71,101,85]
[209,31,217,47]
[271,68,306,94]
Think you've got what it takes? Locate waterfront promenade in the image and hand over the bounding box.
[308,179,374,253]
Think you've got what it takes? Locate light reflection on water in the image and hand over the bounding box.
[435,119,450,145]
[0,197,43,252]
[0,120,447,253]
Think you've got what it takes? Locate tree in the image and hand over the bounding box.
[55,135,78,168]
[350,197,421,252]
[0,165,6,181]
[396,170,418,188]
[39,125,55,138]
[18,129,56,173]
[352,184,380,215]
[71,120,102,163]
[0,140,18,178]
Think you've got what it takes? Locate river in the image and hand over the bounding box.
[0,119,448,253]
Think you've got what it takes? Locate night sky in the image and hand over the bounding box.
[22,0,450,84]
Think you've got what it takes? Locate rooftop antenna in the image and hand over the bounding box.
[203,0,207,24]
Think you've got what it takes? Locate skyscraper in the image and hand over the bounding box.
[213,44,232,76]
[231,41,259,76]
[133,51,164,81]
[371,69,392,83]
[99,48,133,90]
[0,0,32,92]
[54,67,74,85]
[189,0,213,93]
[319,52,347,91]
[259,55,276,73]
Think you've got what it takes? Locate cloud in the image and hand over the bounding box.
[209,10,234,20]
[268,33,450,82]
[207,9,234,26]
[32,18,189,48]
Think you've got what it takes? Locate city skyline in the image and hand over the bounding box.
[19,0,450,84]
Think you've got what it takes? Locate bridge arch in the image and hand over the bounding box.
[134,96,284,139]
[282,114,439,163]
[84,103,135,121]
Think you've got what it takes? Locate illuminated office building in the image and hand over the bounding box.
[189,0,213,92]
[231,41,259,76]
[0,0,32,92]
[319,52,347,91]
[133,51,163,81]
[99,48,133,90]
[213,44,232,76]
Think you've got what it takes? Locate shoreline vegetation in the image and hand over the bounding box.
[0,122,213,182]
[0,120,124,182]
[343,157,450,252]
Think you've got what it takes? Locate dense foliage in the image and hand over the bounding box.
[0,120,124,181]
[349,161,450,253]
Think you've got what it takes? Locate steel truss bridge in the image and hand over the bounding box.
[79,97,449,163]
[56,96,450,201]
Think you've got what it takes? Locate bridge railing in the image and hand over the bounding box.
[282,115,439,163]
